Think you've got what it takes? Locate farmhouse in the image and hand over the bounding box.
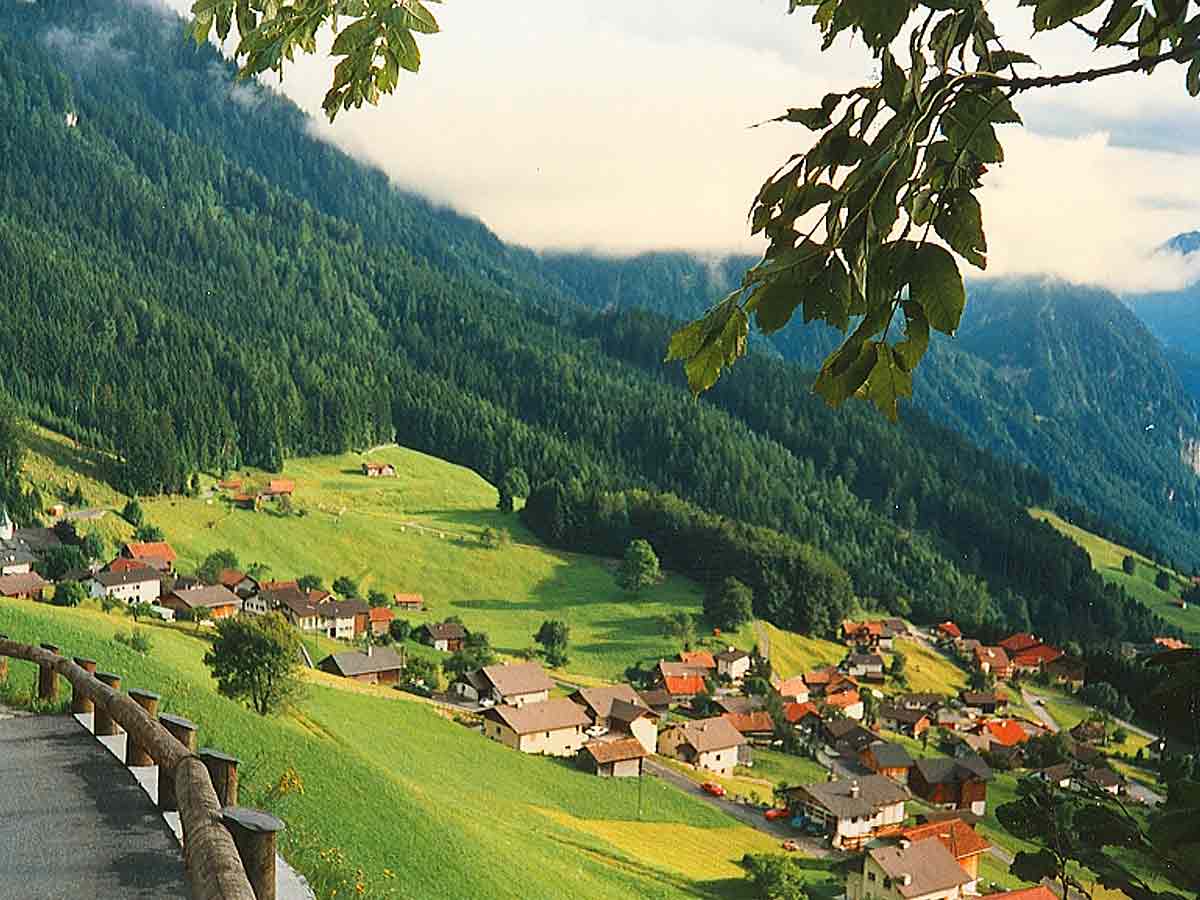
[1011,644,1064,673]
[392,593,424,611]
[420,621,467,652]
[568,684,648,729]
[362,462,397,477]
[844,652,885,681]
[481,698,590,756]
[217,569,259,599]
[261,479,295,497]
[787,775,910,850]
[89,567,161,605]
[715,647,752,682]
[878,704,931,738]
[999,633,1041,655]
[714,695,763,716]
[783,701,822,732]
[1082,766,1126,796]
[978,719,1029,749]
[846,836,973,900]
[318,597,370,640]
[607,698,659,753]
[823,719,878,756]
[637,688,673,714]
[657,716,745,776]
[577,736,648,778]
[160,584,242,621]
[775,675,811,703]
[318,646,405,685]
[120,541,177,573]
[935,621,962,643]
[0,571,49,601]
[908,756,992,816]
[973,645,1012,680]
[722,710,775,742]
[895,818,992,891]
[860,741,913,784]
[660,673,706,700]
[368,606,395,637]
[678,650,716,671]
[1044,657,1085,689]
[959,690,1007,715]
[824,687,864,720]
[456,661,554,707]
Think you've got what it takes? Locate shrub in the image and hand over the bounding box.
[114,627,153,655]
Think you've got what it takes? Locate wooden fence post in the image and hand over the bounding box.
[71,657,97,714]
[126,689,160,766]
[37,643,60,702]
[0,634,8,682]
[93,672,122,736]
[221,808,284,900]
[200,748,240,807]
[159,713,198,812]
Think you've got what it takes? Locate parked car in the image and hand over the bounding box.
[701,782,726,797]
[764,807,788,821]
[780,840,800,852]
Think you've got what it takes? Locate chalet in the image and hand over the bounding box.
[316,597,370,640]
[637,688,673,714]
[1037,763,1074,788]
[657,717,746,776]
[1069,718,1109,746]
[824,719,878,756]
[368,606,395,637]
[783,701,822,733]
[458,661,554,708]
[804,666,855,696]
[261,479,295,497]
[775,676,811,704]
[120,541,177,574]
[824,687,864,720]
[895,817,992,892]
[878,704,930,738]
[0,545,35,576]
[860,741,913,784]
[160,584,242,621]
[420,621,468,652]
[679,650,716,671]
[577,736,648,777]
[978,719,1029,749]
[607,698,659,753]
[787,775,910,850]
[569,684,649,729]
[1011,644,1064,673]
[846,837,972,900]
[0,572,49,601]
[89,567,161,606]
[959,690,1007,715]
[973,645,1012,680]
[714,695,763,716]
[999,633,1041,655]
[1083,766,1126,796]
[361,462,397,477]
[934,621,962,643]
[722,710,775,742]
[908,755,992,815]
[661,672,707,700]
[715,647,751,682]
[217,569,259,599]
[894,693,944,713]
[843,652,885,681]
[392,593,424,611]
[317,646,405,685]
[482,699,590,756]
[843,620,892,650]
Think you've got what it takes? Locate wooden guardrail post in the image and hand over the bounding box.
[0,634,7,682]
[71,657,97,714]
[159,713,198,812]
[126,689,160,766]
[221,808,284,900]
[200,748,240,807]
[37,643,60,702]
[93,672,122,735]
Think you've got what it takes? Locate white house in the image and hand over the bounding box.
[453,662,554,708]
[715,647,752,683]
[787,775,910,850]
[657,717,746,776]
[846,837,972,900]
[89,568,161,605]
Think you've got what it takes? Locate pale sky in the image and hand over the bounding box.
[165,1,1200,294]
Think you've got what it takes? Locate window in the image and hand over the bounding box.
[883,878,892,890]
[545,732,550,738]
[867,872,876,883]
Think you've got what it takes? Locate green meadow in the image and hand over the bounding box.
[0,599,824,899]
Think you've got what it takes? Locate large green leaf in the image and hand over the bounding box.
[863,344,914,421]
[909,243,965,334]
[665,294,749,394]
[934,190,987,269]
[1032,0,1105,32]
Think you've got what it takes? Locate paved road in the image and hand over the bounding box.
[1021,688,1060,733]
[0,714,189,899]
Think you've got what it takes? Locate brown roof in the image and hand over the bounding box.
[776,676,809,698]
[897,817,991,860]
[424,621,467,641]
[217,569,249,589]
[790,774,910,819]
[123,541,177,562]
[107,558,145,574]
[638,688,672,709]
[169,584,242,611]
[481,662,554,698]
[581,736,649,764]
[869,838,973,898]
[319,647,405,677]
[0,572,49,596]
[999,633,1041,654]
[715,696,764,715]
[659,660,708,678]
[679,650,716,669]
[369,606,395,623]
[569,684,646,720]
[483,698,590,735]
[319,597,369,619]
[93,567,161,588]
[609,698,657,725]
[393,593,424,606]
[664,716,746,753]
[880,704,930,725]
[265,479,295,494]
[715,647,750,664]
[722,711,775,734]
[975,645,1011,671]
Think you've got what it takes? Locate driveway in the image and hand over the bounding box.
[1022,689,1060,733]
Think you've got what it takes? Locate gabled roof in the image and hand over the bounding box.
[981,719,1028,747]
[1084,766,1125,788]
[265,479,295,494]
[368,606,395,623]
[169,584,242,610]
[783,701,821,724]
[975,645,1011,670]
[999,633,1041,654]
[960,690,1007,707]
[790,774,909,819]
[776,676,810,698]
[1012,645,1064,667]
[424,621,467,641]
[122,541,177,562]
[897,817,991,860]
[569,684,646,720]
[863,741,913,769]
[481,662,554,698]
[393,592,424,606]
[846,652,884,667]
[722,711,775,734]
[936,621,962,639]
[803,666,839,685]
[715,696,763,715]
[824,689,861,709]
[679,650,716,669]
[664,716,746,752]
[637,688,672,709]
[868,838,972,899]
[879,704,929,725]
[609,697,657,725]
[580,736,648,764]
[912,755,993,785]
[217,569,251,589]
[714,647,750,664]
[107,557,147,574]
[659,660,708,678]
[0,572,49,596]
[318,597,370,620]
[93,567,161,587]
[319,647,405,677]
[483,698,590,735]
[663,674,707,696]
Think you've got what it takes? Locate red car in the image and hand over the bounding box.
[700,782,726,797]
[781,840,800,852]
[764,807,789,821]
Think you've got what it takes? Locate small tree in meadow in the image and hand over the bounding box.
[332,575,360,598]
[534,619,570,668]
[197,548,240,585]
[1122,555,1137,575]
[617,539,660,593]
[52,580,86,608]
[367,589,389,608]
[1155,570,1172,591]
[704,576,754,630]
[204,612,303,716]
[122,499,144,528]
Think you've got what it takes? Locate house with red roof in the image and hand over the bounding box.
[722,710,775,741]
[368,605,395,637]
[120,541,177,573]
[973,645,1012,680]
[776,675,810,703]
[935,621,962,642]
[1011,644,1064,673]
[783,701,822,729]
[679,650,716,671]
[999,633,1041,655]
[824,688,864,720]
[980,719,1029,748]
[662,674,707,699]
[895,817,992,892]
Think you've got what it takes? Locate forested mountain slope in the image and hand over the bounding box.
[0,0,1172,645]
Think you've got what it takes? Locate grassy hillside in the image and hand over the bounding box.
[1031,508,1199,641]
[755,622,846,678]
[0,599,834,899]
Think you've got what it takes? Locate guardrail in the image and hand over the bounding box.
[0,635,282,900]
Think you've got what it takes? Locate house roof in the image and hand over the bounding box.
[93,567,161,587]
[393,593,424,605]
[847,652,884,667]
[880,704,930,726]
[424,621,467,641]
[265,479,295,494]
[217,569,250,589]
[569,684,646,720]
[984,889,1057,900]
[1038,763,1074,783]
[0,572,49,596]
[0,543,36,566]
[169,584,242,610]
[824,689,861,709]
[666,716,746,752]
[999,633,1041,654]
[864,741,913,769]
[715,647,750,664]
[123,541,177,562]
[679,650,716,669]
[1154,636,1190,651]
[803,666,839,685]
[609,697,657,725]
[319,597,370,620]
[791,774,910,819]
[107,557,146,574]
[936,621,962,638]
[776,676,810,698]
[481,662,555,697]
[320,647,405,677]
[663,674,707,696]
[368,606,395,623]
[982,719,1029,747]
[912,755,993,785]
[581,736,648,764]
[869,838,973,899]
[975,645,1011,670]
[1084,766,1125,788]
[715,696,763,715]
[659,660,708,678]
[1012,645,1064,668]
[638,688,673,708]
[960,690,1007,707]
[897,817,991,860]
[722,711,775,734]
[483,698,590,735]
[783,701,821,724]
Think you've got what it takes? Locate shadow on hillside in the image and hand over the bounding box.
[25,430,120,498]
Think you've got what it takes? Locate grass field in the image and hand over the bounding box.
[883,639,968,695]
[756,622,846,678]
[0,598,812,899]
[1030,508,1199,641]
